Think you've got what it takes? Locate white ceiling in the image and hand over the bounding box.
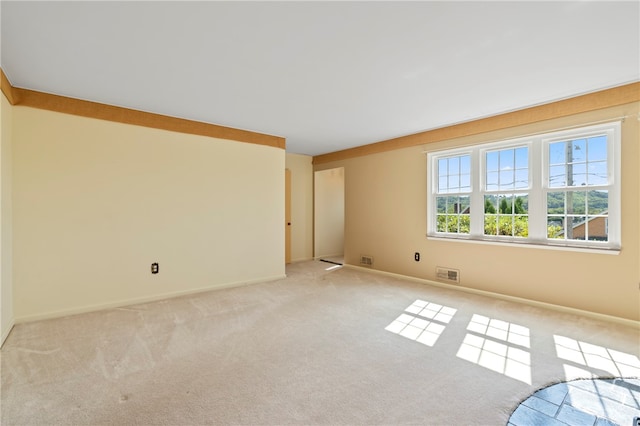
[1,1,639,156]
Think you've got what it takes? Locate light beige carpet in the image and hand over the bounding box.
[1,261,639,425]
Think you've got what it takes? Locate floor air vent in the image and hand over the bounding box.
[436,267,460,283]
[360,255,373,267]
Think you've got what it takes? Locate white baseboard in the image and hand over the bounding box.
[345,264,640,329]
[290,257,314,263]
[14,274,287,324]
[314,254,344,260]
[1,319,15,348]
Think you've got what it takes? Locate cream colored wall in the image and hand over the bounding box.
[285,153,313,262]
[1,93,14,345]
[316,102,640,321]
[314,167,344,259]
[12,106,285,322]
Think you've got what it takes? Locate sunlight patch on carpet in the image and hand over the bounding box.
[456,315,532,384]
[385,300,457,347]
[324,264,342,271]
[554,335,640,380]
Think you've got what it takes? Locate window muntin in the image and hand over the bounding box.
[484,193,529,237]
[485,147,529,191]
[482,146,529,238]
[437,155,471,193]
[427,122,620,250]
[545,133,611,243]
[548,135,608,187]
[435,155,471,235]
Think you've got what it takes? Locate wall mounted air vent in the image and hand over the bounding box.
[360,255,373,266]
[436,267,459,283]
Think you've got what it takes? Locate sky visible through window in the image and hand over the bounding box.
[549,135,607,188]
[436,135,608,193]
[431,124,618,247]
[486,146,528,190]
[438,156,471,193]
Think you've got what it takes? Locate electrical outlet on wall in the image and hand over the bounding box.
[151,263,159,274]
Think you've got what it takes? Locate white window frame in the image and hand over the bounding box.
[427,121,621,251]
[432,152,473,235]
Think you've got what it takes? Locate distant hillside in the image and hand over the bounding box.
[437,190,608,215]
[547,190,608,215]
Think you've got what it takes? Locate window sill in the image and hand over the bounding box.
[426,235,621,255]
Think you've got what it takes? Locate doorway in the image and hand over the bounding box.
[285,168,291,264]
[314,167,344,265]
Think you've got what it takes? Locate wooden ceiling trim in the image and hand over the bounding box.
[313,82,640,165]
[1,69,21,105]
[0,69,285,150]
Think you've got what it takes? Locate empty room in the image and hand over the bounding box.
[1,1,639,425]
